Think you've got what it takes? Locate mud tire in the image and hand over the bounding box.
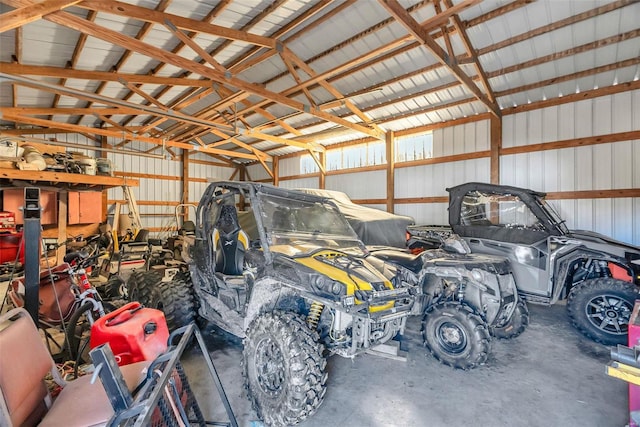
[492,299,530,339]
[567,277,637,345]
[126,270,162,305]
[242,311,327,426]
[422,302,491,370]
[147,275,196,332]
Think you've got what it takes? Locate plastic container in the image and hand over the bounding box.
[90,301,169,366]
[0,232,24,264]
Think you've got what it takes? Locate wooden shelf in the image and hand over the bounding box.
[0,168,139,191]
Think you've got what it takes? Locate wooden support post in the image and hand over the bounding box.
[273,157,279,187]
[490,115,502,184]
[319,151,326,189]
[386,131,395,213]
[182,150,189,215]
[100,135,108,222]
[56,191,68,265]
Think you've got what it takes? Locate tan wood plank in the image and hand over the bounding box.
[0,0,80,32]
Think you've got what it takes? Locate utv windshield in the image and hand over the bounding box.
[533,195,569,235]
[257,193,363,255]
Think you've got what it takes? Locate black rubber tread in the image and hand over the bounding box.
[151,276,196,332]
[492,299,530,339]
[242,311,327,426]
[126,270,163,306]
[567,277,637,345]
[100,275,125,300]
[422,302,491,370]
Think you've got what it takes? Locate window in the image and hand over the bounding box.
[395,132,433,162]
[300,154,319,174]
[461,191,543,231]
[305,141,386,172]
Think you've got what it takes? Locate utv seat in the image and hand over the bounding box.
[0,307,149,427]
[213,205,249,277]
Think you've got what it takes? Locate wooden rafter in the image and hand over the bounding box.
[0,62,213,87]
[77,0,275,48]
[442,0,496,103]
[0,0,80,32]
[1,113,265,161]
[12,1,382,141]
[379,0,500,117]
[11,26,21,108]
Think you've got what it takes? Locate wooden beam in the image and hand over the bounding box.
[379,0,500,117]
[490,115,501,184]
[495,57,640,99]
[11,27,21,108]
[272,156,279,186]
[77,0,276,48]
[501,131,640,156]
[0,169,139,187]
[182,150,189,212]
[15,4,381,140]
[0,0,81,32]
[546,189,640,200]
[386,130,395,213]
[476,0,634,56]
[163,19,228,73]
[395,196,449,204]
[0,62,213,87]
[503,80,640,115]
[1,113,261,160]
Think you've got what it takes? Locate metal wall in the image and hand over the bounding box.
[501,90,640,245]
[395,118,491,226]
[272,91,639,246]
[326,170,386,199]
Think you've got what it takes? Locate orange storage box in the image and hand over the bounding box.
[90,302,169,366]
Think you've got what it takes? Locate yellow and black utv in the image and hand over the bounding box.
[137,182,416,426]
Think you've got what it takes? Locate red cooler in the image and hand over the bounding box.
[90,302,169,366]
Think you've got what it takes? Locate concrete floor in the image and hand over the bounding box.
[183,302,628,427]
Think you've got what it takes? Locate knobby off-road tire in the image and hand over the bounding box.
[148,275,196,332]
[567,277,637,345]
[422,302,491,370]
[126,270,162,305]
[492,299,530,339]
[243,311,327,426]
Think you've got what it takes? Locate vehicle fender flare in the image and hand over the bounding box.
[554,248,633,297]
[244,279,306,331]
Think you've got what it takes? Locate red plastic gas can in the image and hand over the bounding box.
[90,302,169,366]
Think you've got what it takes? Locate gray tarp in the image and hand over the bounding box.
[297,188,414,248]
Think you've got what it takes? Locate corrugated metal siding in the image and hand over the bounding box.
[278,177,318,189]
[502,89,639,245]
[278,156,303,177]
[433,120,490,156]
[246,163,272,182]
[396,157,491,199]
[326,170,386,199]
[395,202,449,226]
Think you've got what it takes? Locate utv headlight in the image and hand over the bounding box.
[471,269,484,282]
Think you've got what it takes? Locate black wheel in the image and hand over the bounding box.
[492,299,530,339]
[243,311,327,426]
[147,275,196,332]
[567,278,637,345]
[101,275,126,300]
[422,302,491,369]
[126,270,162,305]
